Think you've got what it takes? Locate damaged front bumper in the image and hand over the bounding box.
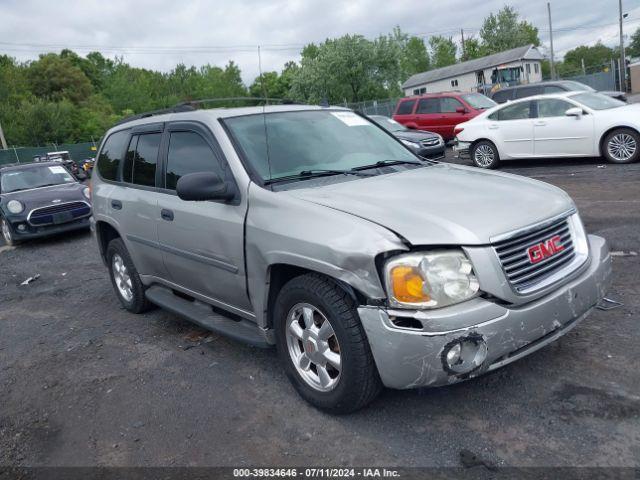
[358,234,612,389]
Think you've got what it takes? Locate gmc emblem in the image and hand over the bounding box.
[527,235,564,264]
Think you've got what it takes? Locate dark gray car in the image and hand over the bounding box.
[368,115,445,159]
[0,162,91,246]
[91,104,611,413]
[491,80,627,104]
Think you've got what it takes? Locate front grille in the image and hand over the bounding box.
[28,201,91,226]
[421,138,440,147]
[493,217,575,292]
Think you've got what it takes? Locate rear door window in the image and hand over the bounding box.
[492,101,533,121]
[416,98,439,114]
[131,133,161,187]
[396,100,416,115]
[440,97,464,113]
[514,86,541,99]
[96,130,128,181]
[165,131,224,190]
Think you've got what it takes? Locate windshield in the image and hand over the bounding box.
[572,92,625,110]
[461,93,497,109]
[370,116,407,133]
[225,110,418,182]
[0,164,75,193]
[561,81,594,92]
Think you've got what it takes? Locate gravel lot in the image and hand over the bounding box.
[1,151,639,469]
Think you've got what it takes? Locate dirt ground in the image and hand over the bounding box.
[1,152,639,469]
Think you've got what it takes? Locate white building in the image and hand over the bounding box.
[402,44,544,96]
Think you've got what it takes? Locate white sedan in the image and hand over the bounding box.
[454,91,640,168]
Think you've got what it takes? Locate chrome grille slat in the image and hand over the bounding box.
[503,232,572,271]
[495,225,570,257]
[28,201,91,226]
[493,217,576,292]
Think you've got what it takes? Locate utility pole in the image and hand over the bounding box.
[547,2,556,80]
[461,28,466,61]
[581,58,586,75]
[619,0,626,91]
[0,122,7,150]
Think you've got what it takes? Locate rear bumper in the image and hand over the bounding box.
[453,139,471,159]
[358,234,612,389]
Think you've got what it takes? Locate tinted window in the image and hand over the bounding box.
[132,133,160,187]
[492,101,532,121]
[543,85,566,94]
[416,98,439,114]
[514,86,541,99]
[572,92,625,110]
[122,135,137,183]
[441,97,464,113]
[166,131,224,190]
[537,99,574,118]
[96,130,128,181]
[396,100,416,115]
[492,90,512,104]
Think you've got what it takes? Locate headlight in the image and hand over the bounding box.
[82,187,91,200]
[436,134,444,144]
[6,200,24,214]
[384,250,480,309]
[400,139,419,148]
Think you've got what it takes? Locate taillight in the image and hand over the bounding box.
[454,126,464,135]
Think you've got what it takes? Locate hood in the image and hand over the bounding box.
[286,164,573,246]
[1,182,87,213]
[395,130,439,142]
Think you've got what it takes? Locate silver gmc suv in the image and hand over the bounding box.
[91,104,612,413]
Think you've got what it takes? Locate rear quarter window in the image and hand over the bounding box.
[396,100,416,115]
[96,130,129,181]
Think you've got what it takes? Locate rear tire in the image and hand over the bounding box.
[274,273,382,414]
[106,238,152,313]
[471,140,500,169]
[602,128,640,164]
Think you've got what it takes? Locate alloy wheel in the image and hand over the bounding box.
[285,302,342,392]
[608,133,637,162]
[112,253,134,302]
[474,144,495,167]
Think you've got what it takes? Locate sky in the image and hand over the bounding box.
[1,0,639,84]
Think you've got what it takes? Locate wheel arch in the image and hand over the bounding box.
[598,125,640,157]
[470,137,502,158]
[95,220,122,265]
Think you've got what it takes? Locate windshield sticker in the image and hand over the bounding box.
[331,111,370,127]
[48,166,68,174]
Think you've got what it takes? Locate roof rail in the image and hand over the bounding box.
[112,97,299,127]
[113,104,196,126]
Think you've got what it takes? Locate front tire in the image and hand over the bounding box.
[1,217,17,247]
[471,140,500,169]
[602,128,640,164]
[106,238,152,313]
[274,273,382,414]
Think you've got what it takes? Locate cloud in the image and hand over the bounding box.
[1,0,638,85]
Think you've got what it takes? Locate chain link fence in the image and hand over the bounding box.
[0,141,98,166]
[347,98,399,117]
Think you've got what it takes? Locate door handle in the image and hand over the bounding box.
[111,200,122,210]
[488,124,499,130]
[161,209,174,221]
[534,121,547,126]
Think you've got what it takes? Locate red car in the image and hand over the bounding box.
[392,92,496,141]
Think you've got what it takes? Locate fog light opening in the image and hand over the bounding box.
[442,335,488,376]
[16,224,26,232]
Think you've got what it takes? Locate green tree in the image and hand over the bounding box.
[562,42,615,75]
[479,5,540,54]
[629,27,640,58]
[429,36,457,68]
[461,37,484,61]
[27,53,93,104]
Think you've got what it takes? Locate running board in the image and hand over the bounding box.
[145,285,270,348]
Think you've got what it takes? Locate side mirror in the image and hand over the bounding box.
[565,107,583,118]
[456,107,467,114]
[176,171,234,202]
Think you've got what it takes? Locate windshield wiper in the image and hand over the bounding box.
[352,159,424,171]
[265,169,372,185]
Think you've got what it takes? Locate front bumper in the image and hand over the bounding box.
[417,144,446,160]
[359,234,612,389]
[7,216,91,240]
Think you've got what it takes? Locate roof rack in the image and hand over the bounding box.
[112,97,299,127]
